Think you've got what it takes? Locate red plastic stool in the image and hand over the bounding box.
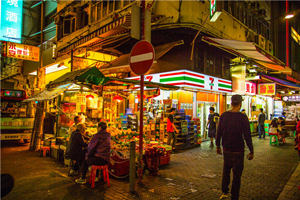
[89,165,110,188]
[40,146,50,157]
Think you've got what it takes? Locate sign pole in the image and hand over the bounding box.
[138,0,146,183]
[138,74,144,182]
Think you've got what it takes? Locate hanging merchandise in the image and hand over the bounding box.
[76,93,86,113]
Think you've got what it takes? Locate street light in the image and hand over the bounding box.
[284,13,295,19]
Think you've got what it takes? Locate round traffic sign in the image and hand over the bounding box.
[129,40,155,75]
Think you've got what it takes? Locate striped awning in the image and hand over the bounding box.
[127,70,232,93]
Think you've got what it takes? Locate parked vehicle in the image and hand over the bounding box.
[1,89,34,143]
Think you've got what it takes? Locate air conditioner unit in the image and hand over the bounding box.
[258,34,266,50]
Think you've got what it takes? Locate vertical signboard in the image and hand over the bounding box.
[245,81,256,95]
[0,0,23,43]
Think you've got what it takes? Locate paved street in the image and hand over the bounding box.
[1,137,299,200]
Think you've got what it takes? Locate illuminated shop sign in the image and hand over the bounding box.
[2,41,39,61]
[291,27,300,45]
[258,83,276,96]
[128,70,232,93]
[0,0,23,43]
[210,0,216,18]
[282,95,300,102]
[245,81,256,95]
[1,89,26,100]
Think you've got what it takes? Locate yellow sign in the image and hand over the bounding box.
[291,27,300,45]
[3,41,40,62]
[258,83,276,96]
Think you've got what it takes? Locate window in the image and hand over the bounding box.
[63,16,76,36]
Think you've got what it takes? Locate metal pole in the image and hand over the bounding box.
[138,0,145,183]
[71,49,74,71]
[285,0,289,67]
[129,141,136,193]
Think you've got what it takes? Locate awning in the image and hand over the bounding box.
[47,67,109,89]
[23,83,73,102]
[26,67,179,102]
[202,37,292,74]
[261,74,300,89]
[100,40,184,75]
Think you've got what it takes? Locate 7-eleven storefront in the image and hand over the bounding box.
[128,70,232,139]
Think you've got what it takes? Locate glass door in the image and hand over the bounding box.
[197,102,218,140]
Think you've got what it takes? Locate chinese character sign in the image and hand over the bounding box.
[0,0,23,43]
[258,83,276,96]
[3,41,39,62]
[245,82,256,95]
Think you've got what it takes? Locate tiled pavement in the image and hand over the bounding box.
[1,137,299,200]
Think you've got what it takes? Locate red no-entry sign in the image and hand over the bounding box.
[129,41,155,75]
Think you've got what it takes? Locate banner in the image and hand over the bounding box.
[3,41,39,62]
[258,83,275,96]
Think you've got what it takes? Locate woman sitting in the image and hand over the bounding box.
[269,118,278,135]
[278,117,287,143]
[65,124,88,176]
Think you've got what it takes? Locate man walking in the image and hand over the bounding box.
[258,108,266,139]
[207,107,219,147]
[216,95,254,200]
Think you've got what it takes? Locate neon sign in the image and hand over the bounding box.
[0,0,23,43]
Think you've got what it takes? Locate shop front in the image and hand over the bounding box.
[227,81,274,135]
[27,67,180,177]
[127,69,232,143]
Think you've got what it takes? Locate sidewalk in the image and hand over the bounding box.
[2,137,299,200]
[277,161,300,200]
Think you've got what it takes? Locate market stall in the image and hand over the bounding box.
[26,67,179,176]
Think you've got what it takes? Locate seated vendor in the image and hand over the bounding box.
[278,117,287,141]
[75,122,111,184]
[65,124,88,176]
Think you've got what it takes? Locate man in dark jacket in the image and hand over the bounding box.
[216,95,254,200]
[76,122,111,184]
[258,108,266,139]
[207,107,219,147]
[65,124,87,176]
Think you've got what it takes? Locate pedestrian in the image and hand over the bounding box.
[65,124,88,176]
[216,94,254,200]
[257,108,266,139]
[75,122,111,184]
[167,108,179,151]
[207,107,219,147]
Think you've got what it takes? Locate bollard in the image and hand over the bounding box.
[129,141,136,193]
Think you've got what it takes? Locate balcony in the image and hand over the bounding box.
[55,0,135,58]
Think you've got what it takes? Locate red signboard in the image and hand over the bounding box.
[129,41,154,75]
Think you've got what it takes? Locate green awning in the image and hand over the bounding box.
[47,67,108,89]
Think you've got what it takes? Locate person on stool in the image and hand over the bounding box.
[76,122,111,184]
[65,124,88,176]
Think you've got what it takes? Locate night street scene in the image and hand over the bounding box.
[1,0,300,200]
